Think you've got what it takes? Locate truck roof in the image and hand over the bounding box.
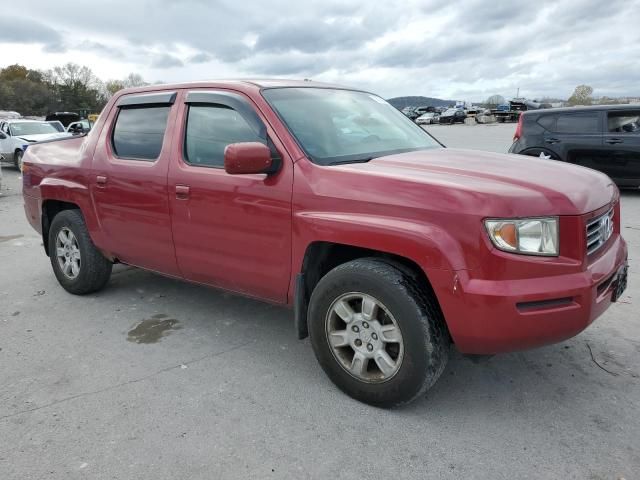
[117,79,361,96]
[523,103,640,117]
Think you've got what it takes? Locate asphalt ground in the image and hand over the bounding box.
[1,124,638,479]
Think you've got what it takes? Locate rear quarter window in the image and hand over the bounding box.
[555,113,600,134]
[112,106,170,160]
[536,115,556,131]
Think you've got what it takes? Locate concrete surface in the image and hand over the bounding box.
[1,126,639,479]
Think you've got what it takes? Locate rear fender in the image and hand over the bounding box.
[39,178,105,249]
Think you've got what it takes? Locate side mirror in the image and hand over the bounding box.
[224,142,277,175]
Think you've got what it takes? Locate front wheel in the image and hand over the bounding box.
[14,150,23,171]
[308,258,449,407]
[48,209,113,294]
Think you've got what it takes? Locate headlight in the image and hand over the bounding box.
[484,217,559,256]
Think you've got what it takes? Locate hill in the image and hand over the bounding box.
[387,96,455,109]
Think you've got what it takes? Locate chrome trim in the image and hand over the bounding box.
[586,208,614,255]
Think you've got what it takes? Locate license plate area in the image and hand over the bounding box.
[611,265,629,302]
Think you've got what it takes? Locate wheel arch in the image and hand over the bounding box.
[39,177,104,257]
[519,146,560,160]
[294,241,448,340]
[41,199,82,256]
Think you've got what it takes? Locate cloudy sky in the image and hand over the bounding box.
[1,0,639,101]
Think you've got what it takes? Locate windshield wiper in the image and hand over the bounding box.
[328,157,374,166]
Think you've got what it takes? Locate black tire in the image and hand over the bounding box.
[14,150,23,171]
[48,209,112,294]
[308,258,449,408]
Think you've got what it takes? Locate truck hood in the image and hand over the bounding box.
[337,148,616,216]
[17,133,72,143]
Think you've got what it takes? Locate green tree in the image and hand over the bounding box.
[567,85,593,106]
[0,64,57,115]
[0,63,148,115]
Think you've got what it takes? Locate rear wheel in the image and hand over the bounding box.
[48,209,112,294]
[308,258,449,407]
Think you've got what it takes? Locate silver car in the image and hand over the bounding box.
[0,119,72,170]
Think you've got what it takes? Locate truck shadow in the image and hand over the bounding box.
[101,265,633,416]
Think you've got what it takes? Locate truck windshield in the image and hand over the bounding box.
[10,122,59,136]
[262,88,441,165]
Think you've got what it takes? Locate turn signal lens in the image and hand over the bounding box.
[485,218,559,256]
[487,222,518,251]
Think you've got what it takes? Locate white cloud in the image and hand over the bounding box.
[1,0,639,101]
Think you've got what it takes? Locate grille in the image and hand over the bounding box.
[586,208,614,255]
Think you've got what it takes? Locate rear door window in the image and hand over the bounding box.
[112,106,171,160]
[555,113,600,134]
[607,110,640,134]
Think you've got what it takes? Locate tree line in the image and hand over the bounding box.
[484,85,631,108]
[0,63,149,116]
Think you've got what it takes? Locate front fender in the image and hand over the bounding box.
[292,211,466,275]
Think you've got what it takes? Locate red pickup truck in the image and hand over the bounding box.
[22,80,628,407]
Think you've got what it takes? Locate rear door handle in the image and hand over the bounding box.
[606,138,623,145]
[545,137,560,144]
[175,185,190,200]
[96,175,107,186]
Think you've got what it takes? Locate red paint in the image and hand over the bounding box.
[22,80,628,354]
[224,142,273,175]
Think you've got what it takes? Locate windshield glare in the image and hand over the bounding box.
[10,122,59,136]
[262,88,440,165]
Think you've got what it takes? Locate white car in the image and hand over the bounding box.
[415,112,439,125]
[0,119,72,170]
[66,119,92,135]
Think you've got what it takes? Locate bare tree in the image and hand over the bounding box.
[123,73,148,88]
[485,94,505,107]
[567,85,593,106]
[49,63,100,89]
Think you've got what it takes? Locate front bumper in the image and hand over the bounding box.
[429,235,628,354]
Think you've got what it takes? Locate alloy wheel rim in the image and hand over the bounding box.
[55,227,81,279]
[325,292,404,383]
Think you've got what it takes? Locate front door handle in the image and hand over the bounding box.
[606,138,623,145]
[175,185,190,200]
[545,137,560,144]
[96,175,107,186]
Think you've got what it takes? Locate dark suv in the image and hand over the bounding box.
[509,105,640,187]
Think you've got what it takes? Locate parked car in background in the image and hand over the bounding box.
[20,80,628,407]
[0,110,21,119]
[415,112,439,125]
[45,112,80,128]
[0,119,72,170]
[510,105,640,187]
[47,120,66,133]
[403,107,420,121]
[66,119,92,135]
[412,106,434,118]
[438,108,466,124]
[401,106,416,118]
